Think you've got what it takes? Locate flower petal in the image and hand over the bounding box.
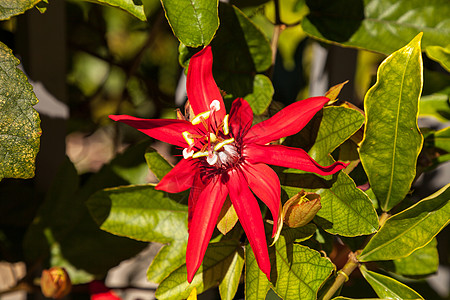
[242,163,281,238]
[229,98,253,139]
[226,169,271,280]
[187,46,226,120]
[245,96,329,144]
[245,144,348,176]
[186,176,228,283]
[187,172,208,231]
[109,115,195,148]
[155,158,197,193]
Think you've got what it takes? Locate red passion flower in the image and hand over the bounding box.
[109,46,347,282]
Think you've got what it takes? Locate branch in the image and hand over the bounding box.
[322,251,360,300]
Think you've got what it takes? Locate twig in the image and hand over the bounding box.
[322,251,360,300]
[269,0,285,78]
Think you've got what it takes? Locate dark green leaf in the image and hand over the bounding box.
[0,42,41,181]
[245,74,274,115]
[155,240,241,299]
[426,45,450,72]
[302,0,450,55]
[358,183,450,262]
[359,33,423,212]
[0,0,41,20]
[81,0,147,21]
[419,93,450,122]
[161,0,219,47]
[144,147,174,180]
[360,265,424,299]
[433,126,450,152]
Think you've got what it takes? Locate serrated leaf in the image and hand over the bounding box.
[271,234,334,300]
[161,0,219,47]
[218,245,245,300]
[302,0,450,55]
[144,147,173,181]
[358,183,450,262]
[426,45,450,72]
[245,244,271,300]
[360,265,424,299]
[155,240,241,300]
[419,93,450,122]
[244,74,274,115]
[0,42,41,181]
[359,33,424,212]
[82,0,147,21]
[87,185,188,283]
[0,0,41,20]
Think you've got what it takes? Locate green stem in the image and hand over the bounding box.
[322,251,360,300]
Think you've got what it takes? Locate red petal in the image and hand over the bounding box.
[186,176,228,282]
[229,98,253,139]
[186,46,226,119]
[226,169,271,280]
[245,96,329,144]
[245,144,348,176]
[109,115,195,148]
[187,173,208,232]
[155,159,197,193]
[242,163,280,237]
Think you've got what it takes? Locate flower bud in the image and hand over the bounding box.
[41,267,71,299]
[283,190,321,228]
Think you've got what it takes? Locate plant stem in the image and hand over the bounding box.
[322,251,360,300]
[270,0,284,76]
[378,212,390,228]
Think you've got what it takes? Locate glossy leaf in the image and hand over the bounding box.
[144,147,173,181]
[302,0,450,55]
[433,126,450,152]
[245,244,271,300]
[271,233,334,300]
[161,0,219,47]
[87,185,188,283]
[360,265,424,299]
[218,246,245,300]
[0,0,41,20]
[282,107,378,236]
[244,74,274,115]
[358,183,450,262]
[0,42,41,181]
[359,33,423,212]
[419,93,450,122]
[155,240,241,300]
[390,238,439,276]
[426,45,450,72]
[83,0,147,21]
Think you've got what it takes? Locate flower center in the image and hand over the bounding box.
[181,100,239,167]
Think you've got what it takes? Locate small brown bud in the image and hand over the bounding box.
[41,267,71,299]
[283,190,321,228]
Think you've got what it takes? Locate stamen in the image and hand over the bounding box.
[214,138,235,151]
[192,151,209,158]
[210,100,221,111]
[182,131,194,145]
[223,114,230,135]
[206,153,218,165]
[183,148,194,159]
[191,111,211,125]
[209,132,217,143]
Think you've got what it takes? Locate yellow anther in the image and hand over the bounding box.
[182,131,194,145]
[223,114,230,135]
[209,132,217,143]
[192,151,209,158]
[214,138,235,151]
[191,111,211,125]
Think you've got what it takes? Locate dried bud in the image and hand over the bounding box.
[283,191,321,228]
[41,267,71,299]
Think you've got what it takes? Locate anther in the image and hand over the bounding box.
[214,138,235,151]
[182,131,194,145]
[192,151,209,158]
[191,111,211,125]
[223,114,230,135]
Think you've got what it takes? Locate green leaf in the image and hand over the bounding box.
[244,74,274,115]
[389,238,439,276]
[0,42,41,181]
[144,147,174,180]
[359,33,424,212]
[161,0,219,47]
[155,240,241,299]
[282,107,378,236]
[358,183,450,262]
[87,185,189,283]
[82,0,147,21]
[211,3,272,98]
[218,246,245,300]
[271,234,335,300]
[360,265,424,299]
[419,93,450,122]
[0,0,41,20]
[245,244,271,300]
[302,0,450,55]
[433,126,450,152]
[426,45,450,72]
